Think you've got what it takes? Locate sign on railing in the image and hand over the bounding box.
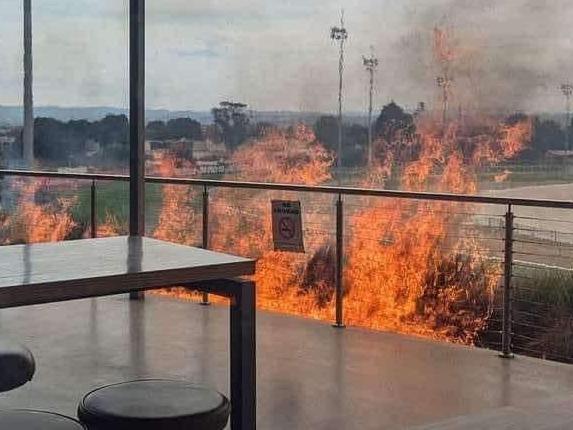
[271,200,304,252]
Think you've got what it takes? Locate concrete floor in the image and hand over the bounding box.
[1,296,573,429]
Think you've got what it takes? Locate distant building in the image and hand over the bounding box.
[85,139,101,157]
[546,150,573,159]
[57,166,89,174]
[145,138,226,162]
[0,127,17,161]
[145,138,193,153]
[191,140,226,161]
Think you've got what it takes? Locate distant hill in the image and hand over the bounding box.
[0,105,368,127]
[0,106,212,126]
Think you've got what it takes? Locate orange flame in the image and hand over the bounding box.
[1,180,75,244]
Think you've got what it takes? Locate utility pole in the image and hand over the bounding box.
[560,83,573,152]
[23,0,34,166]
[331,10,348,177]
[363,47,378,167]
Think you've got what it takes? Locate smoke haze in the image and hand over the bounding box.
[0,0,572,113]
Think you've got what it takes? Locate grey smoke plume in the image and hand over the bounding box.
[1,0,571,113]
[385,0,573,114]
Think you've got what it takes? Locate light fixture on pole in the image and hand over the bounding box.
[330,10,348,175]
[362,47,379,167]
[436,74,452,133]
[560,83,573,152]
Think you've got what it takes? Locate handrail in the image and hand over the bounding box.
[1,168,573,209]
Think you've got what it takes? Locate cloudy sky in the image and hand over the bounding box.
[1,0,573,113]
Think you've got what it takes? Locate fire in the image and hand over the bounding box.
[494,170,512,183]
[138,32,533,341]
[1,26,534,347]
[1,180,75,244]
[207,126,335,313]
[153,113,529,345]
[96,213,125,238]
[472,118,532,165]
[342,115,521,341]
[143,26,532,345]
[152,154,200,245]
[433,26,455,65]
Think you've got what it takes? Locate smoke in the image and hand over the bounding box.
[1,0,572,113]
[388,0,573,114]
[234,0,573,114]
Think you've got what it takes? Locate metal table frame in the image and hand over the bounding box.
[0,237,256,430]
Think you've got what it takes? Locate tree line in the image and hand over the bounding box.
[30,115,205,166]
[10,100,572,168]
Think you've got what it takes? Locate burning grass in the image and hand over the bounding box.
[1,23,570,360]
[0,117,531,346]
[0,180,76,244]
[147,116,530,344]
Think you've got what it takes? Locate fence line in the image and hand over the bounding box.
[2,169,573,361]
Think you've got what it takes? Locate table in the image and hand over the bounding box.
[0,236,257,430]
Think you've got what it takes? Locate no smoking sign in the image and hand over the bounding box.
[271,200,304,252]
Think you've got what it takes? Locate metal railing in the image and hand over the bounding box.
[2,168,573,359]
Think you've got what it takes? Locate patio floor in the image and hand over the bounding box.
[1,295,573,429]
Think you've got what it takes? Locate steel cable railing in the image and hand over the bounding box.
[1,169,573,362]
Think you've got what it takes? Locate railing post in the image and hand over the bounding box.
[90,180,97,239]
[333,193,345,328]
[200,185,211,306]
[500,204,514,358]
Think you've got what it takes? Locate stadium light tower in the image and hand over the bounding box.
[560,83,573,152]
[330,10,348,174]
[363,47,379,167]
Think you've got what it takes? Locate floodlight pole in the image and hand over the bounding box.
[331,11,348,180]
[363,48,379,167]
[561,83,573,152]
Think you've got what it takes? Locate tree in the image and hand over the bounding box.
[211,101,250,149]
[314,115,367,166]
[314,116,339,152]
[146,118,203,141]
[146,120,167,140]
[33,115,129,165]
[165,118,202,140]
[92,114,128,147]
[532,118,564,154]
[34,117,77,162]
[374,101,415,143]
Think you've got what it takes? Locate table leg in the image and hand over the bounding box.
[230,279,256,430]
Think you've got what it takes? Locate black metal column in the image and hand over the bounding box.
[90,180,97,238]
[129,0,145,237]
[230,280,256,430]
[500,205,514,358]
[129,0,145,300]
[201,186,211,305]
[333,194,345,328]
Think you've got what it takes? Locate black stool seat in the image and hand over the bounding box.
[0,410,84,429]
[77,379,230,430]
[0,339,35,392]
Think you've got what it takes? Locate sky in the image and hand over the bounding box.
[1,0,573,114]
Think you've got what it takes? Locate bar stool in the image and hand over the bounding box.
[0,339,84,429]
[0,410,84,429]
[77,379,230,430]
[0,338,35,392]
